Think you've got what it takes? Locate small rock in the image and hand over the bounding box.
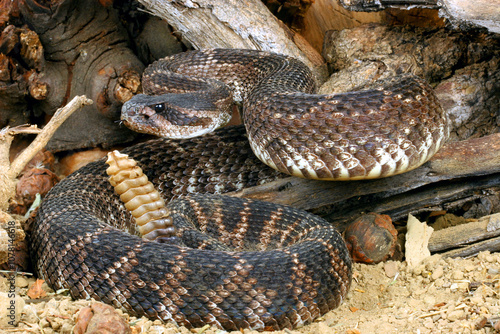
[457,282,469,290]
[343,213,397,264]
[488,267,499,275]
[477,251,491,262]
[446,309,465,321]
[61,323,74,334]
[423,254,442,269]
[469,294,483,304]
[423,295,436,306]
[15,276,29,288]
[485,255,495,263]
[431,266,444,280]
[74,302,131,334]
[452,270,464,280]
[423,318,435,329]
[411,264,425,276]
[474,316,487,330]
[464,263,475,272]
[384,261,399,278]
[432,314,442,322]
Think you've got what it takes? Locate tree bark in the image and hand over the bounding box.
[137,0,328,82]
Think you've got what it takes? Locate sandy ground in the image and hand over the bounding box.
[0,251,499,334]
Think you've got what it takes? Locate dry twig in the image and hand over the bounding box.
[0,95,93,209]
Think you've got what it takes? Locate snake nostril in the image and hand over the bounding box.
[139,106,157,120]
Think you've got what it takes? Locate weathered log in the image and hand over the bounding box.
[340,0,439,11]
[439,236,500,258]
[229,133,500,229]
[339,0,500,34]
[429,213,500,257]
[137,0,328,82]
[18,0,144,151]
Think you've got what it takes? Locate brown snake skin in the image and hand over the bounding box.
[30,129,351,330]
[122,49,449,180]
[31,49,448,330]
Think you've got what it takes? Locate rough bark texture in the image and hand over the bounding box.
[137,0,328,83]
[429,213,500,257]
[340,0,439,11]
[338,0,500,33]
[0,25,38,128]
[321,24,500,142]
[13,0,145,151]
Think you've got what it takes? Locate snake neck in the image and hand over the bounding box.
[121,49,449,180]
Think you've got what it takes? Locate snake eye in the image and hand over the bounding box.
[154,103,165,113]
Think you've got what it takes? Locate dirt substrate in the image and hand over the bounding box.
[1,251,499,334]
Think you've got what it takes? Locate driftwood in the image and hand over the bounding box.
[0,96,92,270]
[230,133,500,231]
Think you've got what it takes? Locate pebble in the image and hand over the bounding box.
[469,294,483,304]
[451,270,464,280]
[15,277,29,288]
[384,261,399,278]
[446,309,465,321]
[477,251,495,263]
[423,295,436,306]
[423,318,435,329]
[424,254,442,269]
[464,264,475,272]
[431,266,444,280]
[457,282,469,291]
[487,267,499,275]
[434,278,445,287]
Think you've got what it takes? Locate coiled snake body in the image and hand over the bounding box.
[31,49,448,330]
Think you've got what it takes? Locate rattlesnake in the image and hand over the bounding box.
[30,49,448,330]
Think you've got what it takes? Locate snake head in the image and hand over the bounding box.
[121,93,233,138]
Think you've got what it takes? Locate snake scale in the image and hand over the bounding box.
[30,49,448,331]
